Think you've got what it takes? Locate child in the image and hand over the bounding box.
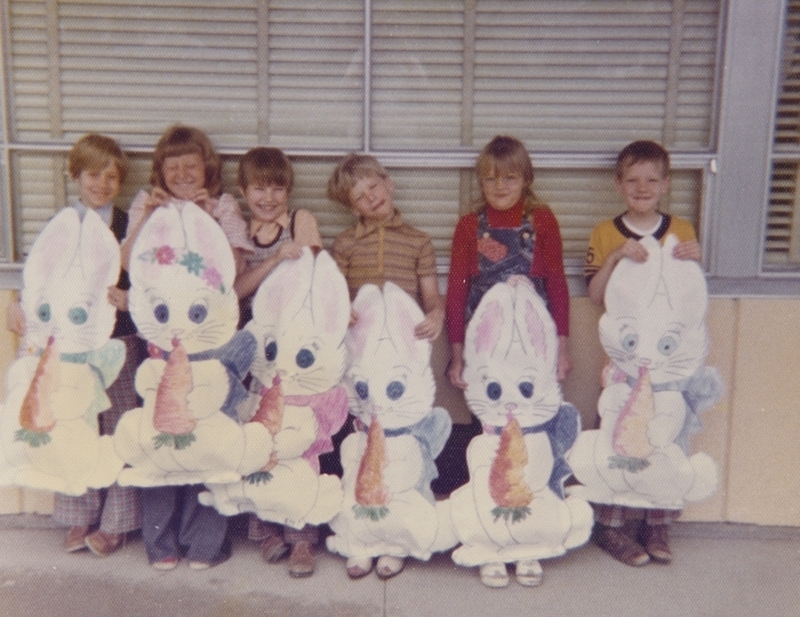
[6,133,143,556]
[327,153,445,341]
[583,140,701,566]
[326,153,446,579]
[234,146,322,325]
[120,125,251,274]
[446,135,572,387]
[233,146,326,578]
[122,125,250,571]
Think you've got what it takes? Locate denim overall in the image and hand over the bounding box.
[466,208,547,320]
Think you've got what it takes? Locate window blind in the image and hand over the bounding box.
[765,0,800,268]
[4,0,718,265]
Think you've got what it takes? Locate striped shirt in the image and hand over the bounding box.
[331,209,436,304]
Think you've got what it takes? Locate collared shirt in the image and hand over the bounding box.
[72,200,113,227]
[331,209,437,303]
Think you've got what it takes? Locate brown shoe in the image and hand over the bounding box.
[260,535,290,563]
[288,541,315,578]
[639,524,672,564]
[64,526,90,553]
[84,530,124,557]
[593,524,650,567]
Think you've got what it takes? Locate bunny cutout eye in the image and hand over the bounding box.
[153,301,170,324]
[68,304,89,325]
[657,332,681,356]
[486,381,502,401]
[386,379,406,401]
[296,347,316,369]
[264,339,278,363]
[518,381,534,399]
[187,300,208,324]
[36,302,51,323]
[354,380,369,400]
[620,325,638,353]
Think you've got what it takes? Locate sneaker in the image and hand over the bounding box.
[84,530,123,557]
[260,535,290,563]
[639,523,672,564]
[593,524,650,567]
[152,556,179,571]
[515,559,544,587]
[64,526,89,553]
[479,562,510,588]
[288,541,315,578]
[345,557,373,579]
[375,555,405,580]
[189,561,211,571]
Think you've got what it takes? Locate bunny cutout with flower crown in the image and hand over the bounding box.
[569,234,721,510]
[0,208,126,495]
[325,282,456,573]
[113,202,272,486]
[199,247,348,529]
[448,277,593,586]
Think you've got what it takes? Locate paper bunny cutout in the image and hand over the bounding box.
[448,277,592,580]
[569,234,721,509]
[325,282,456,565]
[0,208,126,495]
[199,248,348,529]
[113,202,272,486]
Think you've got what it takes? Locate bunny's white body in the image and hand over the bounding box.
[326,283,456,562]
[113,203,272,487]
[569,235,721,509]
[0,208,126,495]
[449,278,593,569]
[199,248,347,529]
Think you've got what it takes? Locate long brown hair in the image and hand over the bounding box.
[150,125,222,197]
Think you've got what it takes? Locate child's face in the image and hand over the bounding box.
[162,152,205,200]
[614,160,670,216]
[241,183,289,224]
[480,169,526,212]
[76,161,122,210]
[348,175,395,223]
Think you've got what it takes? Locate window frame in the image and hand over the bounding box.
[1,0,798,296]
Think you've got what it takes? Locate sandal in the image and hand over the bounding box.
[375,555,405,579]
[346,557,373,579]
[479,562,509,588]
[515,559,543,587]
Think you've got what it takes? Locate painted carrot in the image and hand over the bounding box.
[16,336,59,446]
[353,416,389,520]
[612,366,655,460]
[152,338,196,449]
[489,416,533,522]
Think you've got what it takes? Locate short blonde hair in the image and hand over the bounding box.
[150,125,222,197]
[68,133,129,182]
[327,153,388,208]
[475,135,545,216]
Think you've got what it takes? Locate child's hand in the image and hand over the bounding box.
[6,299,25,337]
[348,309,358,327]
[144,188,170,213]
[414,307,444,341]
[617,238,648,263]
[276,241,304,263]
[672,239,701,262]
[557,336,572,381]
[107,286,128,311]
[189,188,213,211]
[446,348,468,390]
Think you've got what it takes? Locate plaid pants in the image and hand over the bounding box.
[52,485,141,534]
[593,503,681,528]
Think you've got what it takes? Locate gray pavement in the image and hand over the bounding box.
[0,516,798,617]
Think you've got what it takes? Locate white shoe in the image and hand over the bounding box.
[479,562,509,588]
[515,559,543,587]
[376,555,405,579]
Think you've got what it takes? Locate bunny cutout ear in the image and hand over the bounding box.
[659,234,708,324]
[78,209,121,294]
[251,246,315,329]
[23,208,81,294]
[310,250,350,345]
[129,203,187,288]
[348,283,385,362]
[180,201,236,292]
[513,280,558,373]
[604,234,664,318]
[383,281,430,367]
[465,281,515,363]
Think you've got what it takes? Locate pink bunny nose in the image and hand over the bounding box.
[505,402,518,412]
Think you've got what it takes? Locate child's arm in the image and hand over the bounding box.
[587,238,648,305]
[414,274,445,340]
[5,292,25,337]
[446,342,468,390]
[557,335,571,382]
[233,210,321,300]
[120,188,170,270]
[672,239,702,262]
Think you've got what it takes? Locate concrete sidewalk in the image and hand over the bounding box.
[0,516,798,617]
